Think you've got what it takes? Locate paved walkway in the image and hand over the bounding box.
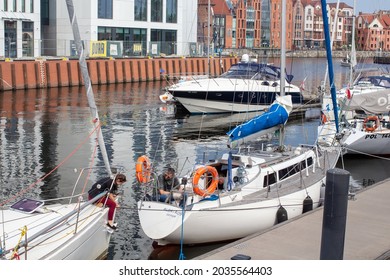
[196,178,390,260]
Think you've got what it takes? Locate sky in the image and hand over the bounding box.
[335,0,389,13]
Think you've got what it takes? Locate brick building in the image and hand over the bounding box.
[356,11,390,51]
[209,1,389,52]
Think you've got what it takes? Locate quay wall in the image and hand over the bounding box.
[0,57,239,92]
[1,50,388,92]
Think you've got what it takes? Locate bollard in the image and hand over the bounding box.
[320,168,350,260]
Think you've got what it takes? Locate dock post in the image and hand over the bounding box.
[320,168,350,260]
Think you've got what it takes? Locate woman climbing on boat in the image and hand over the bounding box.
[88,174,127,230]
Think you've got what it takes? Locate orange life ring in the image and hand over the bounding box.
[136,155,151,183]
[192,166,219,197]
[363,116,379,132]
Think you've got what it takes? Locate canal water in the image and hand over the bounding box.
[1,57,389,260]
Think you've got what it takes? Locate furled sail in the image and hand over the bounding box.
[227,95,293,148]
[341,87,390,114]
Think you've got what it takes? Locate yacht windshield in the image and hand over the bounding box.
[220,63,281,80]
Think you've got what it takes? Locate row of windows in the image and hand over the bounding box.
[2,0,34,13]
[263,157,314,187]
[97,26,177,56]
[4,20,34,58]
[98,0,177,23]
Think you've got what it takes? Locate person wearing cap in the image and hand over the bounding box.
[88,173,127,230]
[157,167,180,203]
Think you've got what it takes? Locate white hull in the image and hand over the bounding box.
[176,96,269,114]
[1,202,112,259]
[319,74,390,155]
[341,119,390,155]
[168,64,302,114]
[138,181,323,245]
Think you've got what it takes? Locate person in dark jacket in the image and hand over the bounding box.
[88,173,126,230]
[157,167,180,203]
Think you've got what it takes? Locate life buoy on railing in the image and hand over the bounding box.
[136,155,151,183]
[363,116,380,132]
[192,166,219,197]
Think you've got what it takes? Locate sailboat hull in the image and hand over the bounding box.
[138,181,323,245]
[341,123,390,155]
[138,147,340,245]
[2,203,111,260]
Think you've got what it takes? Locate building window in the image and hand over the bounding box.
[41,0,49,24]
[98,0,113,19]
[12,0,16,11]
[151,29,177,55]
[30,0,34,13]
[98,26,147,56]
[135,0,147,21]
[22,21,34,57]
[151,0,162,22]
[4,0,8,11]
[21,0,25,12]
[4,20,17,58]
[166,0,177,23]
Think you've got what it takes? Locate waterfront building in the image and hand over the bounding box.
[0,0,388,60]
[270,0,294,50]
[356,10,390,51]
[328,2,354,50]
[0,0,41,58]
[40,0,197,57]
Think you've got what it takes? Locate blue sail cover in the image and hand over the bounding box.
[227,100,290,147]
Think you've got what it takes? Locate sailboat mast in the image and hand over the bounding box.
[349,0,357,86]
[207,0,211,75]
[279,0,287,147]
[323,0,340,90]
[280,0,286,96]
[321,0,339,133]
[65,0,112,176]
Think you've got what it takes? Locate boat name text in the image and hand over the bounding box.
[364,133,390,139]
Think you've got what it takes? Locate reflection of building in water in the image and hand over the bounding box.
[0,87,100,200]
[0,81,192,202]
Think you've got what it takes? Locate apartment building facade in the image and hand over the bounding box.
[40,0,197,57]
[1,0,198,58]
[0,0,41,58]
[356,11,390,51]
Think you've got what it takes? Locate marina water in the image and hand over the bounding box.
[1,57,389,260]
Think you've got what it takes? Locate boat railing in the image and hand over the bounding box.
[69,165,125,205]
[14,191,108,259]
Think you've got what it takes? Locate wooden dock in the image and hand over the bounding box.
[195,178,390,260]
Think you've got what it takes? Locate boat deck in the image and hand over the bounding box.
[217,147,340,206]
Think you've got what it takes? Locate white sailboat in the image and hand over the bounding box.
[0,0,118,260]
[136,0,340,246]
[318,0,390,155]
[318,1,390,156]
[336,74,390,155]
